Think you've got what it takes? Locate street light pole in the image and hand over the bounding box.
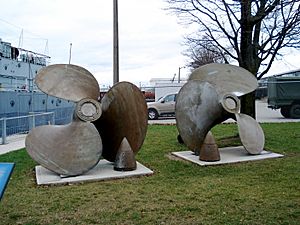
[113,0,119,84]
[178,66,185,83]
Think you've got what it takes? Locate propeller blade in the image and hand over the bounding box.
[25,121,102,176]
[189,63,258,96]
[235,113,265,155]
[35,64,100,102]
[93,82,148,162]
[176,80,230,155]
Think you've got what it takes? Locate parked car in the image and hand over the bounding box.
[147,93,177,120]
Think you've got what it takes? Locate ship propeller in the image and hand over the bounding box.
[25,64,148,176]
[176,63,265,156]
[26,64,102,176]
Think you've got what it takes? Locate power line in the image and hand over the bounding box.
[0,18,48,41]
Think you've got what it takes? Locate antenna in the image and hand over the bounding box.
[44,39,49,56]
[18,29,23,48]
[69,43,72,64]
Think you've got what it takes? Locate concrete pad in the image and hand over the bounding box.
[172,146,284,166]
[35,160,153,185]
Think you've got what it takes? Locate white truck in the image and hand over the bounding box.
[154,82,184,101]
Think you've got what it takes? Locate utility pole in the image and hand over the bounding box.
[113,0,119,84]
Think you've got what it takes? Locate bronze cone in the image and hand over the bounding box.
[199,131,220,162]
[114,137,137,171]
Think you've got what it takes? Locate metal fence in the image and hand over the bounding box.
[0,112,54,144]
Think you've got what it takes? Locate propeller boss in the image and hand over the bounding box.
[76,98,102,122]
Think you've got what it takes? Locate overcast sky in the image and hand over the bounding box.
[1,0,299,88]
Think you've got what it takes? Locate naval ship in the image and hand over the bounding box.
[0,38,74,136]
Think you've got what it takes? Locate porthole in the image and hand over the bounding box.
[42,99,46,104]
[56,99,61,106]
[10,100,15,107]
[4,65,7,70]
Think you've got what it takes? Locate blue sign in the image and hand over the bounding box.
[0,163,15,200]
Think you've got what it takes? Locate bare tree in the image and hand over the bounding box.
[166,0,300,117]
[184,35,230,70]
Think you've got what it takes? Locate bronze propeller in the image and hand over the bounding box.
[93,81,148,163]
[25,64,148,176]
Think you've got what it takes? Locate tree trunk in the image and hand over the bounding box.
[241,92,256,119]
[239,0,257,119]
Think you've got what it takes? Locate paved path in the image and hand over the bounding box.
[1,101,299,155]
[0,134,26,155]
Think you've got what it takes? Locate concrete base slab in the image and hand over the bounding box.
[172,146,284,166]
[35,160,153,185]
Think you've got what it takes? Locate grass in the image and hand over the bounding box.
[0,123,299,225]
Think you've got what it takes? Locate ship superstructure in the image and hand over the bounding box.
[0,38,48,92]
[0,38,74,136]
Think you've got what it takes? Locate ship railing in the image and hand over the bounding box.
[0,112,55,145]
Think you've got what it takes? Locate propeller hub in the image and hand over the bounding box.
[76,98,102,122]
[221,94,240,114]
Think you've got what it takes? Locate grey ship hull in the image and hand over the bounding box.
[0,91,74,136]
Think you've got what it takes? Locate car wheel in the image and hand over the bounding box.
[148,109,158,120]
[280,106,290,118]
[290,104,300,119]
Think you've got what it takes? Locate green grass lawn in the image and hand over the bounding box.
[0,123,299,225]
